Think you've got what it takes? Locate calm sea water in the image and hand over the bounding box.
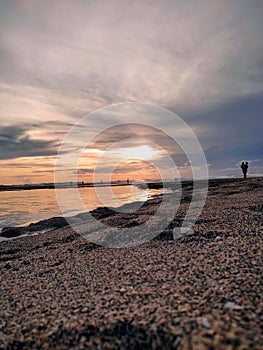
[0,185,168,229]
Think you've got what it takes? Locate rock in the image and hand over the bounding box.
[28,217,68,231]
[0,226,25,238]
[173,227,195,240]
[154,230,174,241]
[200,317,211,328]
[224,302,243,310]
[0,217,69,239]
[89,207,116,220]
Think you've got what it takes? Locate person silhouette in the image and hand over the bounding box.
[241,161,248,178]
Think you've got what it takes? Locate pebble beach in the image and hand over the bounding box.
[0,178,262,349]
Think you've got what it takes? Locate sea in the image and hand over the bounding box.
[0,185,170,231]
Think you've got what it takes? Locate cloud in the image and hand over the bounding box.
[89,123,184,155]
[0,0,262,179]
[0,125,59,160]
[1,0,263,114]
[75,160,158,177]
[76,168,94,175]
[187,93,263,170]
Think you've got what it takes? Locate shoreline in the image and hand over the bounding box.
[0,182,132,192]
[0,175,260,192]
[0,191,164,239]
[1,177,262,240]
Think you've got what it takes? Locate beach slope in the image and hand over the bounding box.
[0,178,262,349]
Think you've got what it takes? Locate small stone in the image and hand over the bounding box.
[224,302,243,310]
[201,317,211,328]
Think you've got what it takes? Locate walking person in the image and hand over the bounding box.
[241,161,248,178]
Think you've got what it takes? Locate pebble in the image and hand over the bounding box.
[224,302,243,310]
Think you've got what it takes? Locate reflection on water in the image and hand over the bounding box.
[0,185,170,228]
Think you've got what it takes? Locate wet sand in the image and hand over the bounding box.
[0,178,262,349]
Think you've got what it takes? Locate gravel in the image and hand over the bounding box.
[0,178,262,349]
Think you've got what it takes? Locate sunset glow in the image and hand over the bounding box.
[0,1,262,184]
[117,145,160,161]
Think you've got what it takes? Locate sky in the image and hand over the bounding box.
[0,0,262,184]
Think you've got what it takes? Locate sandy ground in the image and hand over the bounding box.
[0,178,262,349]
